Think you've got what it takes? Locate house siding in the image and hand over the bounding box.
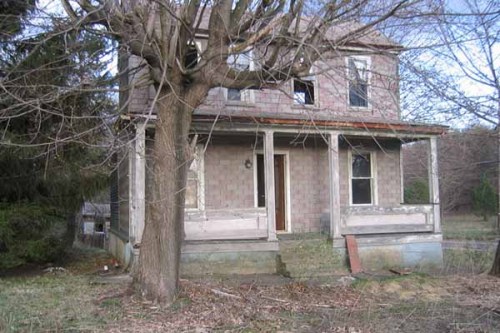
[125,53,400,123]
[201,141,402,233]
[204,144,255,209]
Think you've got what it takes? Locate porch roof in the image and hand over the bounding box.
[190,114,448,137]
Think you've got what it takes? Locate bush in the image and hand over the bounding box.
[404,180,430,204]
[472,175,497,221]
[0,204,67,270]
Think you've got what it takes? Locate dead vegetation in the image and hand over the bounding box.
[1,247,499,332]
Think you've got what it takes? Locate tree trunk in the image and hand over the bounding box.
[136,82,209,304]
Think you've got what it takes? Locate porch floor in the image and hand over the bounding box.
[278,233,349,278]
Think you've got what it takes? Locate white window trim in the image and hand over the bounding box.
[223,87,255,105]
[292,68,319,108]
[253,150,292,233]
[185,144,205,211]
[224,48,256,105]
[348,149,378,206]
[346,55,372,110]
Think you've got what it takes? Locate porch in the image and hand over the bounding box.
[119,117,446,273]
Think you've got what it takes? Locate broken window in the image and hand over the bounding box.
[185,146,204,209]
[293,77,315,105]
[348,57,369,108]
[350,152,375,205]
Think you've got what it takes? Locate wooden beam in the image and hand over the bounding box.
[328,132,341,239]
[342,224,434,235]
[264,130,277,241]
[345,235,362,274]
[190,122,436,139]
[428,137,441,233]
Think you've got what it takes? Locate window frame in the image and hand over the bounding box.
[224,48,255,105]
[185,144,205,211]
[346,56,371,110]
[292,70,318,107]
[348,149,377,206]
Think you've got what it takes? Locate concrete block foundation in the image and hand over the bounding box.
[334,234,443,271]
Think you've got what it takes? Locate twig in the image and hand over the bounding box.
[261,295,289,303]
[210,288,242,300]
[396,308,417,330]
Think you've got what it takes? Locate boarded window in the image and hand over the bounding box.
[185,147,204,209]
[348,57,369,108]
[351,153,373,204]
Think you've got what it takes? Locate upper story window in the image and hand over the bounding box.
[349,151,377,205]
[348,56,370,108]
[226,49,254,103]
[293,64,316,106]
[184,43,200,70]
[293,76,315,105]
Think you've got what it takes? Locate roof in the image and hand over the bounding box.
[81,202,111,217]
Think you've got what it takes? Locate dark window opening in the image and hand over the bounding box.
[351,153,373,204]
[349,82,368,107]
[227,88,242,101]
[95,222,104,233]
[352,179,372,204]
[184,44,198,70]
[348,57,369,107]
[294,79,315,105]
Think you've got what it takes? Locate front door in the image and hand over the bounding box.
[274,155,286,231]
[256,154,287,231]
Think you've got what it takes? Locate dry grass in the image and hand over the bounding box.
[1,247,499,332]
[442,214,499,241]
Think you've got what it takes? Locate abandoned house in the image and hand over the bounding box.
[109,18,447,274]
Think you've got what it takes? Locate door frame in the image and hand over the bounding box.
[253,150,291,233]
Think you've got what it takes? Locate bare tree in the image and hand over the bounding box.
[395,0,500,275]
[57,0,428,303]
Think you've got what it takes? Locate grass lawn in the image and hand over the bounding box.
[1,248,499,332]
[442,214,500,241]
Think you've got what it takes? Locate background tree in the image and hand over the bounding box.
[396,0,500,276]
[0,0,35,39]
[472,174,497,221]
[0,11,114,269]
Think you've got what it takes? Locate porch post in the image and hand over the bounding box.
[131,123,146,244]
[328,132,341,239]
[264,130,277,241]
[428,136,441,233]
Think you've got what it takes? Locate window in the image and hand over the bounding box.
[348,57,370,108]
[226,49,253,103]
[293,77,315,105]
[184,43,200,70]
[185,146,204,210]
[350,151,376,205]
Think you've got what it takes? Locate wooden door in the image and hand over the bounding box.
[274,155,286,231]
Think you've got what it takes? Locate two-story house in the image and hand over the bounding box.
[109,20,447,275]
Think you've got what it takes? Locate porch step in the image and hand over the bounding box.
[279,237,348,278]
